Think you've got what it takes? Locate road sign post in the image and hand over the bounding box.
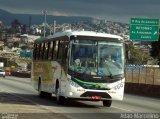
[130,18,159,41]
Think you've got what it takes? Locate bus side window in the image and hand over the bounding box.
[62,40,68,64]
[35,44,39,60]
[46,42,50,59]
[53,40,58,60]
[38,43,42,60]
[33,43,37,60]
[48,42,53,60]
[41,42,45,60]
[48,41,53,60]
[42,43,45,60]
[44,42,49,60]
[57,40,64,60]
[51,41,55,60]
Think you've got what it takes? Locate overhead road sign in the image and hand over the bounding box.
[130,18,159,41]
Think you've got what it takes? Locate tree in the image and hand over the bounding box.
[0,21,4,30]
[126,41,156,65]
[7,60,18,68]
[21,24,27,34]
[13,41,19,47]
[129,48,150,65]
[6,28,16,34]
[11,19,21,33]
[150,33,160,64]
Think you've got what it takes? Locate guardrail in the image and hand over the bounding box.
[125,65,160,98]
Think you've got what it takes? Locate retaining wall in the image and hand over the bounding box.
[125,83,160,98]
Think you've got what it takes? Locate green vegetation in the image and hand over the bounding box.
[126,42,158,65]
[150,35,160,65]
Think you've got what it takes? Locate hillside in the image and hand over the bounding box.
[0,9,93,26]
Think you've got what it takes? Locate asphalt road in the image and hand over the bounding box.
[0,76,160,119]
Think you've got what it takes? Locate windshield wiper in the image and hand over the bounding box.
[111,74,124,79]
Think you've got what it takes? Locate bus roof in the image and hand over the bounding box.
[35,30,123,43]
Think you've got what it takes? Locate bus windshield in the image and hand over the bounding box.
[69,38,124,77]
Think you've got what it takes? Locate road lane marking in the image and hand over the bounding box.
[112,106,133,112]
[1,89,75,119]
[1,89,60,113]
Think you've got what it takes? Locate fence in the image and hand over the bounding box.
[125,65,160,85]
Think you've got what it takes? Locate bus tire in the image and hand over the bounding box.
[45,92,52,98]
[56,81,65,104]
[38,80,45,98]
[103,100,112,107]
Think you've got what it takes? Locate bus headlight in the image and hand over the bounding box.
[69,92,73,96]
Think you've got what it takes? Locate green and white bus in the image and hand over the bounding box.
[32,30,125,107]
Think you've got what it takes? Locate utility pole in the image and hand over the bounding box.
[42,10,47,37]
[53,20,56,34]
[28,16,31,34]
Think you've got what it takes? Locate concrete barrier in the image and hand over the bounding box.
[125,83,160,98]
[11,72,31,78]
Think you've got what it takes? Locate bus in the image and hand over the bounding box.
[32,30,125,107]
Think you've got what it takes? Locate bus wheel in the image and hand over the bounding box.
[45,92,52,98]
[103,100,112,107]
[56,83,65,104]
[38,80,45,98]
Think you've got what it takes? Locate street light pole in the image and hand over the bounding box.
[42,10,47,37]
[53,20,56,34]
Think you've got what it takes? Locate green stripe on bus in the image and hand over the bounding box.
[71,77,111,90]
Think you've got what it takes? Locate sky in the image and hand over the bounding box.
[0,0,160,23]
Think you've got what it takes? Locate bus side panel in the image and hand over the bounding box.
[51,61,64,94]
[59,67,68,97]
[32,61,56,93]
